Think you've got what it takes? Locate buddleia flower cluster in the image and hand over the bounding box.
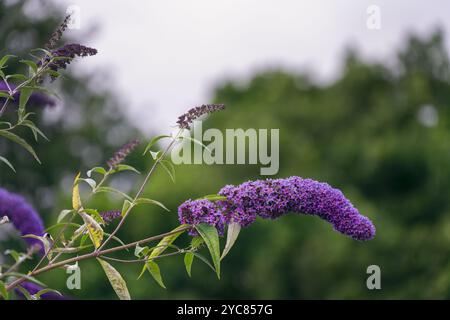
[106,139,140,169]
[178,176,376,241]
[176,104,225,129]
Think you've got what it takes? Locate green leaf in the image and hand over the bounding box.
[95,187,133,201]
[21,120,49,141]
[221,222,241,260]
[179,135,212,154]
[97,259,131,300]
[0,281,9,300]
[144,260,166,289]
[8,272,47,287]
[121,199,134,217]
[0,130,41,163]
[16,286,33,300]
[0,92,13,99]
[160,159,176,183]
[20,59,38,74]
[79,212,104,249]
[22,234,52,257]
[149,224,188,259]
[57,209,75,223]
[113,164,140,174]
[184,252,194,277]
[134,244,150,258]
[87,166,107,177]
[195,223,221,279]
[197,194,228,201]
[4,249,21,263]
[135,198,170,212]
[33,288,62,299]
[143,134,171,155]
[79,178,97,190]
[19,87,33,115]
[0,155,15,172]
[0,55,16,68]
[5,73,28,81]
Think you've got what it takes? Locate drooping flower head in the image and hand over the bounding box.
[107,139,140,169]
[176,104,225,130]
[40,43,97,80]
[178,176,376,241]
[0,188,45,249]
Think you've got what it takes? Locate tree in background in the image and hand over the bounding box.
[0,0,141,273]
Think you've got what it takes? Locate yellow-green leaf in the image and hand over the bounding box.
[72,173,82,210]
[80,212,103,249]
[149,224,187,259]
[97,259,131,300]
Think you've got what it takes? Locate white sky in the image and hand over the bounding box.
[53,0,450,133]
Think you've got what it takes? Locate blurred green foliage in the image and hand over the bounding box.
[2,1,450,299]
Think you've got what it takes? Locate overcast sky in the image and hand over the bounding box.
[53,0,450,133]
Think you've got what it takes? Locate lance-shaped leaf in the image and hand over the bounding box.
[19,87,33,115]
[80,212,103,249]
[195,223,221,279]
[221,222,241,260]
[134,198,170,212]
[72,173,82,210]
[140,260,166,289]
[0,130,40,163]
[22,234,52,258]
[0,155,15,172]
[148,224,187,259]
[143,134,171,155]
[97,259,131,300]
[87,166,107,177]
[0,281,9,300]
[184,252,194,277]
[94,187,133,201]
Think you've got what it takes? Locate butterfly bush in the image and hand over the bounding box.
[179,177,375,241]
[0,188,45,249]
[0,14,377,301]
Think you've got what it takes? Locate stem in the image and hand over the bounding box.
[98,130,182,251]
[5,225,190,292]
[32,169,113,269]
[0,57,53,118]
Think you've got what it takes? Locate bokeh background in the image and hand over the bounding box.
[1,0,450,299]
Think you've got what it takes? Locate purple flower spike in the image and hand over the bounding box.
[178,176,376,241]
[0,188,45,249]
